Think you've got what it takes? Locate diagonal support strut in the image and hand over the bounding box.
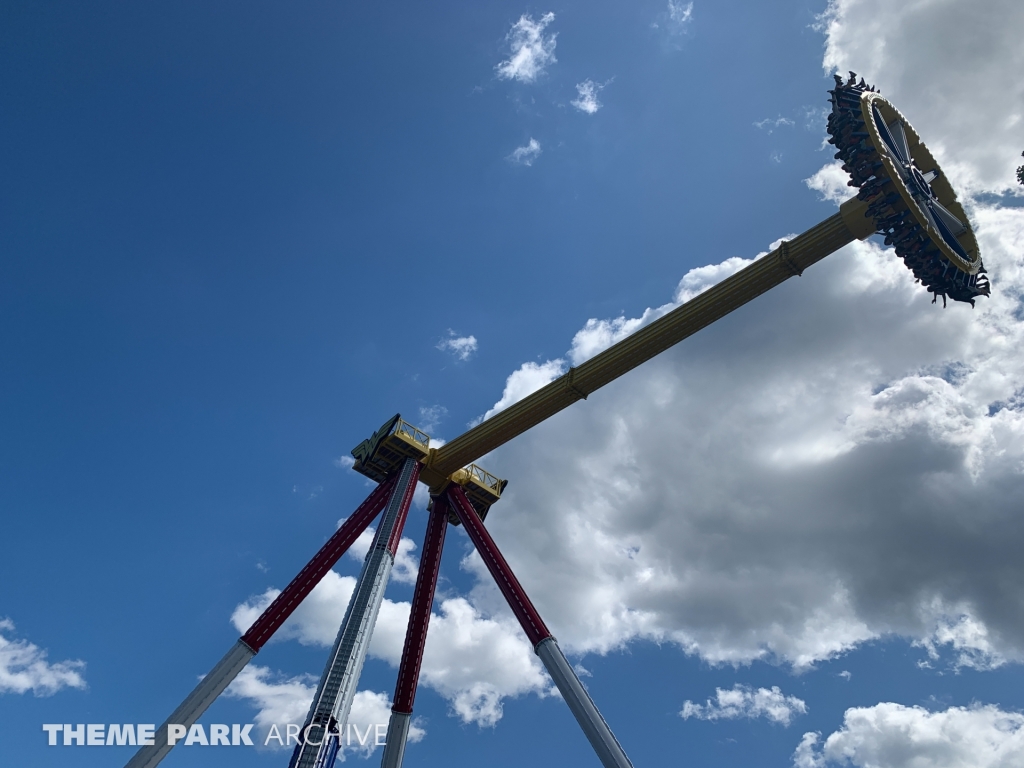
[124,474,399,768]
[290,458,420,768]
[447,485,635,768]
[379,492,450,768]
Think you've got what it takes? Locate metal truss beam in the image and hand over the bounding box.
[290,458,420,768]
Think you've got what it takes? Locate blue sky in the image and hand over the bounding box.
[3,1,1024,767]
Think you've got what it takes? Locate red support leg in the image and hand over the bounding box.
[125,476,398,768]
[379,493,450,768]
[447,485,634,768]
[243,474,398,651]
[447,487,549,645]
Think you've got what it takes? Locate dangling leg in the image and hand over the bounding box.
[379,493,450,768]
[291,458,421,768]
[448,485,634,768]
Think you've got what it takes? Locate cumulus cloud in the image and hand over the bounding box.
[507,138,542,167]
[476,359,566,423]
[436,0,1024,677]
[0,619,86,696]
[466,200,1024,669]
[225,666,425,756]
[819,0,1024,196]
[681,685,807,726]
[794,703,1024,768]
[564,241,792,367]
[805,161,855,205]
[914,605,1007,671]
[572,79,608,115]
[233,3,1024,741]
[232,569,552,728]
[347,527,420,585]
[225,665,316,741]
[495,13,557,84]
[437,330,478,361]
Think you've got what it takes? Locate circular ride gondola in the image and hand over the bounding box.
[827,72,989,306]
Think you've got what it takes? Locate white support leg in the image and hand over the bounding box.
[535,637,634,768]
[290,458,419,768]
[125,639,255,768]
[379,711,412,768]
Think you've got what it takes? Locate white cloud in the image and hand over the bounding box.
[346,689,425,753]
[464,199,1024,669]
[572,79,608,115]
[418,404,448,434]
[412,480,430,512]
[0,619,86,696]
[914,601,1007,671]
[564,245,788,367]
[437,330,478,361]
[682,684,807,726]
[412,595,553,725]
[507,138,542,167]
[659,1,694,35]
[234,7,1024,738]
[819,0,1024,196]
[231,569,552,728]
[390,537,421,585]
[754,116,796,134]
[569,318,645,365]
[225,665,316,742]
[795,703,1024,767]
[347,527,420,586]
[225,666,425,756]
[444,0,1024,674]
[793,732,825,768]
[653,1,694,44]
[334,455,356,470]
[495,13,557,84]
[805,161,855,205]
[476,359,566,423]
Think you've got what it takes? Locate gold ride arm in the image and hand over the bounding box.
[419,196,874,488]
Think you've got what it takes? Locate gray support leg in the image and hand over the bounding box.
[535,637,634,768]
[290,458,420,768]
[125,639,255,768]
[379,711,412,768]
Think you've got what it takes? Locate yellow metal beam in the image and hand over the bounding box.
[423,196,872,483]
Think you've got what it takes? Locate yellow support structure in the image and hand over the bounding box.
[351,415,432,483]
[448,464,508,522]
[418,196,873,488]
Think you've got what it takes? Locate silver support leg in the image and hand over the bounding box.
[125,639,255,768]
[291,458,419,768]
[535,637,634,768]
[379,711,412,768]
